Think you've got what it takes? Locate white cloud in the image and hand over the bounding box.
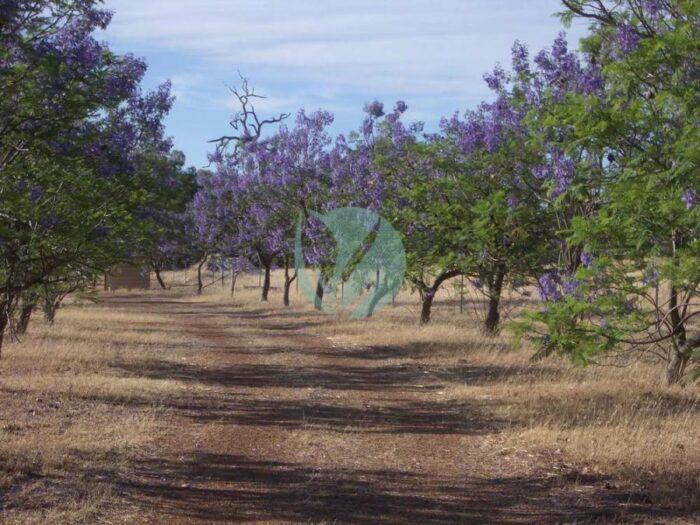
[100,0,588,164]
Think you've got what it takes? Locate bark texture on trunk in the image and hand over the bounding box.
[44,301,59,325]
[261,263,271,302]
[0,301,8,359]
[196,257,207,295]
[231,273,238,297]
[416,269,461,325]
[283,278,293,306]
[666,333,699,385]
[154,266,167,290]
[665,285,691,385]
[669,285,687,345]
[16,303,35,335]
[484,267,506,334]
[283,260,297,307]
[420,292,435,324]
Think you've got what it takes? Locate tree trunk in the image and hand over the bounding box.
[0,301,8,358]
[664,284,689,385]
[231,273,238,297]
[197,257,207,295]
[420,291,435,325]
[366,275,388,317]
[561,243,583,274]
[314,275,324,310]
[283,278,292,306]
[484,268,506,334]
[261,263,271,301]
[154,266,167,290]
[416,270,461,325]
[665,348,689,385]
[16,303,35,335]
[44,300,59,325]
[665,333,699,385]
[484,296,501,334]
[669,285,687,345]
[283,260,296,307]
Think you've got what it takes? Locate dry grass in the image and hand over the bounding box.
[0,292,206,523]
[0,267,697,521]
[199,268,700,509]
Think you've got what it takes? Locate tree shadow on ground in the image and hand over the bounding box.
[114,359,445,392]
[95,453,676,524]
[186,397,504,434]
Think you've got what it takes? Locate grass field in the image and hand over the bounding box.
[0,269,697,523]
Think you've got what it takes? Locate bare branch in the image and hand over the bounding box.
[208,74,290,161]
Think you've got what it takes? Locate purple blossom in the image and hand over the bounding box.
[531,33,602,98]
[552,154,575,197]
[682,189,698,210]
[394,100,408,114]
[532,166,549,180]
[484,64,507,90]
[409,122,424,134]
[538,271,562,301]
[364,100,385,118]
[616,23,640,54]
[511,41,529,75]
[580,252,594,268]
[551,32,568,60]
[361,117,374,138]
[30,186,43,202]
[562,277,580,297]
[641,0,663,21]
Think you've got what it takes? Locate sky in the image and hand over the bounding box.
[100,0,589,168]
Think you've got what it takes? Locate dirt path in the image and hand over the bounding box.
[101,294,664,524]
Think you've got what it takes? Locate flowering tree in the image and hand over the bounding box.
[143,151,200,289]
[266,109,335,305]
[0,1,175,350]
[518,0,699,384]
[427,49,553,333]
[195,78,299,301]
[191,166,247,295]
[340,101,460,324]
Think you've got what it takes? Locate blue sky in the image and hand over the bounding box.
[101,1,588,168]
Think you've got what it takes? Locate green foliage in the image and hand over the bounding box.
[519,0,700,382]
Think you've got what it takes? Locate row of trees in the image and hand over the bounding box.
[1,1,696,384]
[191,1,698,384]
[0,1,198,353]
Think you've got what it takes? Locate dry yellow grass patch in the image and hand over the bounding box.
[1,267,697,520]
[203,268,699,508]
[0,292,208,523]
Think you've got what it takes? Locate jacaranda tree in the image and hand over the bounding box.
[0,0,175,350]
[519,0,699,384]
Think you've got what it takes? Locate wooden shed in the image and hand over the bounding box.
[105,264,151,291]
